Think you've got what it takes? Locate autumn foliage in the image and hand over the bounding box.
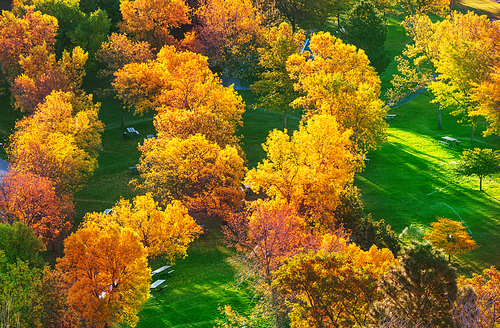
[137,134,245,218]
[0,171,73,247]
[84,193,202,261]
[57,222,150,328]
[245,114,362,229]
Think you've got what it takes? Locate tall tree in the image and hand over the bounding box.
[245,114,363,230]
[273,239,395,327]
[340,0,391,74]
[0,8,58,83]
[0,222,46,269]
[371,242,458,327]
[223,200,323,327]
[424,217,478,261]
[193,0,264,85]
[57,222,150,328]
[251,22,305,129]
[114,45,245,144]
[471,63,500,137]
[12,45,88,113]
[7,91,104,194]
[454,148,500,191]
[118,0,191,50]
[136,134,245,219]
[0,171,74,250]
[84,193,202,261]
[287,31,387,152]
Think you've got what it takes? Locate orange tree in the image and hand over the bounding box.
[136,134,245,219]
[57,222,150,328]
[424,217,478,261]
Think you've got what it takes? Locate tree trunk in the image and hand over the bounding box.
[480,176,483,191]
[470,124,475,142]
[121,107,125,130]
[437,103,442,130]
[284,112,287,130]
[337,10,341,29]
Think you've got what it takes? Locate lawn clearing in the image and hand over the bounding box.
[358,94,500,276]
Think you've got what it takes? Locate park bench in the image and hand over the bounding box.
[123,127,139,139]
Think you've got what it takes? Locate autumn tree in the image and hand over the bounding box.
[251,22,305,129]
[472,64,500,137]
[96,32,154,78]
[0,171,74,250]
[84,193,202,261]
[245,114,363,230]
[455,148,500,191]
[114,46,245,145]
[7,91,104,194]
[137,134,245,219]
[456,266,500,327]
[395,0,449,16]
[429,12,500,141]
[118,0,191,50]
[12,45,88,113]
[287,32,387,152]
[193,0,263,85]
[57,222,150,328]
[273,239,395,327]
[0,8,58,83]
[340,0,391,74]
[424,217,478,261]
[371,242,458,327]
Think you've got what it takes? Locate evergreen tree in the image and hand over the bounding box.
[340,0,391,74]
[372,242,457,327]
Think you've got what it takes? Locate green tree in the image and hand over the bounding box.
[340,0,391,74]
[455,148,500,191]
[252,22,304,129]
[0,222,46,269]
[424,217,478,261]
[371,242,458,327]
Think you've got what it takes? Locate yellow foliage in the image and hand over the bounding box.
[137,134,245,219]
[287,31,387,151]
[245,114,362,230]
[57,223,150,327]
[84,193,202,261]
[8,91,104,193]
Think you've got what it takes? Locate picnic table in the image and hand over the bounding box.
[151,265,171,276]
[123,127,139,139]
[150,279,166,290]
[440,136,461,147]
[385,114,397,123]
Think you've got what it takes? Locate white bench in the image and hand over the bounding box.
[151,265,171,276]
[150,279,166,290]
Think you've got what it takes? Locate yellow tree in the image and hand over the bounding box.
[245,114,363,230]
[424,217,478,261]
[428,12,500,141]
[84,193,202,261]
[12,45,88,113]
[113,46,245,149]
[136,134,245,219]
[57,222,150,328]
[471,60,500,137]
[251,22,305,129]
[193,0,263,85]
[273,238,395,327]
[287,31,387,152]
[118,0,190,50]
[7,91,104,194]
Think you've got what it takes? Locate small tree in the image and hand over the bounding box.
[455,148,500,191]
[340,0,391,74]
[424,217,478,261]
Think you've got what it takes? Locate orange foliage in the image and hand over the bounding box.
[57,223,150,328]
[0,171,73,246]
[119,0,190,49]
[0,8,58,82]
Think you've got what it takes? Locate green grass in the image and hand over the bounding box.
[358,94,500,276]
